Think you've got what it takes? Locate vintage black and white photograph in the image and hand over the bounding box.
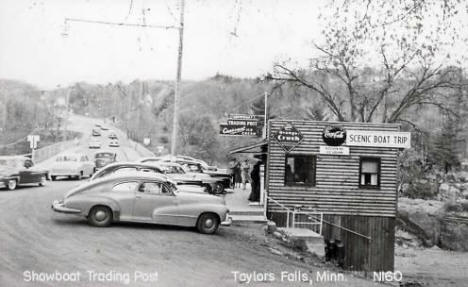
[1,0,467,286]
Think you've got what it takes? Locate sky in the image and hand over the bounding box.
[0,0,324,89]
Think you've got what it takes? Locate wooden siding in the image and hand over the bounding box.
[266,120,400,217]
[268,212,395,271]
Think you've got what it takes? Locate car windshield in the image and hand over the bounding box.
[0,158,23,168]
[56,155,78,162]
[95,153,114,158]
[164,165,185,174]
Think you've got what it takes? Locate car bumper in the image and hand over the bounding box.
[51,200,81,214]
[50,171,80,177]
[221,213,232,226]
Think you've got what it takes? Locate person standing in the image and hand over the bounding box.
[241,159,250,190]
[234,160,242,188]
[248,161,261,202]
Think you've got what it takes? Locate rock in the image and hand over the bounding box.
[272,231,283,240]
[266,221,277,234]
[438,217,468,251]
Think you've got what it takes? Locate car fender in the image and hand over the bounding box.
[152,202,228,225]
[65,195,122,219]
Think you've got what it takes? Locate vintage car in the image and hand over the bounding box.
[90,162,205,193]
[0,156,48,190]
[49,153,95,180]
[51,173,231,234]
[88,138,101,149]
[139,159,225,194]
[108,139,120,147]
[94,151,117,170]
[108,132,118,139]
[92,128,101,137]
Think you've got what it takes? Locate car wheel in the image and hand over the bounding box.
[214,183,225,195]
[7,179,17,190]
[88,206,113,227]
[197,213,219,234]
[204,184,213,194]
[38,175,47,186]
[51,176,57,181]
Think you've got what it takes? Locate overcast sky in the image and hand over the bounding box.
[0,0,324,89]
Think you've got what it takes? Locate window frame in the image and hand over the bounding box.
[359,157,381,189]
[283,154,317,187]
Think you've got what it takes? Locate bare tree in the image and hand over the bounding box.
[270,0,467,123]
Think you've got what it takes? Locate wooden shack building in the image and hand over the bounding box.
[265,120,410,271]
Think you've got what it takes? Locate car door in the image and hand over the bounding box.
[18,159,35,184]
[109,181,139,220]
[132,181,177,223]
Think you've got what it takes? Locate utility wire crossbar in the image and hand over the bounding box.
[64,17,179,30]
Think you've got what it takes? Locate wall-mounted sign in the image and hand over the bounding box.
[228,114,263,120]
[322,126,346,146]
[346,130,411,149]
[274,123,304,152]
[319,146,350,155]
[219,123,261,136]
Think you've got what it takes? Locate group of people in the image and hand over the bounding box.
[229,158,262,202]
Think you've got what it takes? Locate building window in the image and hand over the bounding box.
[359,157,380,188]
[284,154,316,186]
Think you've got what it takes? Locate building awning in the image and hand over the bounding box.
[229,140,268,155]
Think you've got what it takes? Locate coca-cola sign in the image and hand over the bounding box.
[322,126,346,146]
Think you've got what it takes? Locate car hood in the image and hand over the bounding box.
[0,166,16,176]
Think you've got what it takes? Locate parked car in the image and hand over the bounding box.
[108,139,119,147]
[0,156,48,190]
[94,151,117,170]
[139,159,225,194]
[90,162,205,193]
[88,139,101,149]
[51,173,231,233]
[92,128,101,137]
[49,153,95,180]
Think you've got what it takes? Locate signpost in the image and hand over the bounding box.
[219,123,261,136]
[27,135,40,162]
[219,113,263,137]
[274,123,303,152]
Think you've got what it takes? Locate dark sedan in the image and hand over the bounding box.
[0,156,48,190]
[94,151,117,170]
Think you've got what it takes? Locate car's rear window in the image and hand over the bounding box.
[95,153,114,158]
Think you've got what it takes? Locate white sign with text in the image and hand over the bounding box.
[319,146,350,155]
[346,130,411,148]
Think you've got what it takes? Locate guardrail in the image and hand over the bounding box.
[33,140,76,163]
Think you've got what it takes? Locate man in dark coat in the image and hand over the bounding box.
[248,161,261,202]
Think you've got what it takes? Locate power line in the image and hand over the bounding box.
[64,17,178,30]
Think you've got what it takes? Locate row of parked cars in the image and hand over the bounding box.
[51,154,233,234]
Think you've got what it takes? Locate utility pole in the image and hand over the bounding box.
[263,91,268,139]
[170,0,185,155]
[63,0,186,155]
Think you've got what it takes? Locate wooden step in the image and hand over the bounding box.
[231,215,267,223]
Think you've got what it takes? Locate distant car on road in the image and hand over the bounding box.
[92,128,101,137]
[108,139,120,147]
[51,173,231,234]
[100,126,110,131]
[94,151,117,170]
[108,132,118,139]
[88,139,101,149]
[49,153,95,180]
[0,156,48,190]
